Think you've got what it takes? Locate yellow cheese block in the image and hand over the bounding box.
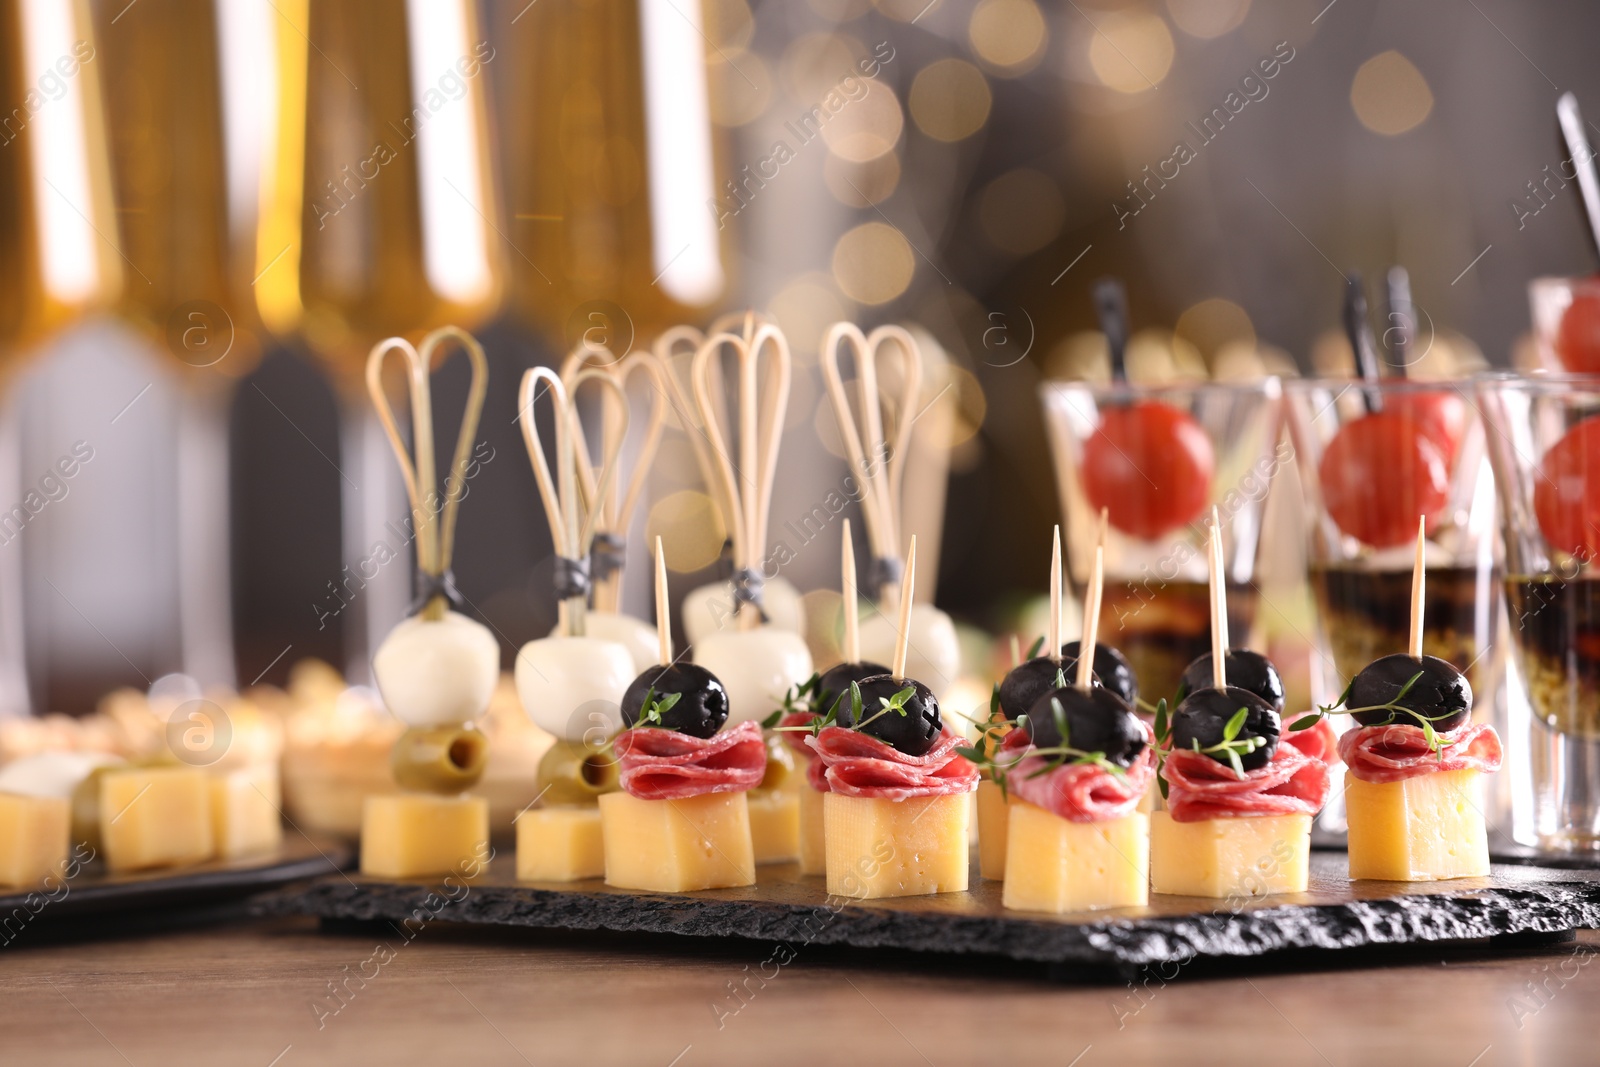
[100,766,215,873]
[361,793,488,879]
[599,791,755,891]
[0,792,69,889]
[823,792,970,899]
[1002,802,1147,912]
[1345,769,1489,881]
[976,780,1010,880]
[1149,812,1310,898]
[210,766,283,859]
[748,789,800,865]
[798,784,826,875]
[516,805,604,882]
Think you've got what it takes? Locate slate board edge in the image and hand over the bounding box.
[264,875,1600,968]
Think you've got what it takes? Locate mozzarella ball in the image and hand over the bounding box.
[372,611,500,728]
[0,751,121,799]
[553,611,659,674]
[682,576,805,645]
[859,604,962,699]
[515,635,635,742]
[693,627,814,725]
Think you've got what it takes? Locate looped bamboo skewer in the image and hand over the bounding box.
[365,326,488,621]
[690,318,792,633]
[559,343,668,613]
[842,518,860,664]
[517,366,630,637]
[820,322,923,606]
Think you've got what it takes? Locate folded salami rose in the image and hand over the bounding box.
[804,726,978,800]
[1163,729,1332,823]
[777,710,818,761]
[1338,721,1502,785]
[1288,717,1341,765]
[614,719,767,800]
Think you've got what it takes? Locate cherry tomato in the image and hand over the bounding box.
[1318,411,1449,549]
[1534,415,1600,560]
[1082,400,1214,541]
[1387,390,1469,467]
[1557,289,1600,374]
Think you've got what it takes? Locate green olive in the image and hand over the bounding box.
[392,725,488,793]
[536,739,619,805]
[754,732,795,793]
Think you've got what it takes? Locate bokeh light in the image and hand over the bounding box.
[968,0,1049,75]
[819,82,904,162]
[1351,50,1433,135]
[1087,12,1176,94]
[1165,0,1251,39]
[646,490,728,573]
[824,152,902,207]
[909,59,993,142]
[768,272,850,357]
[832,222,916,304]
[979,168,1065,255]
[1175,297,1256,359]
[782,33,868,105]
[708,52,773,127]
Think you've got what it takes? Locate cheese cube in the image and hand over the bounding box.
[823,792,970,899]
[0,793,69,889]
[210,767,283,859]
[100,766,215,873]
[1149,812,1310,897]
[1345,769,1489,881]
[599,791,755,892]
[976,780,1011,880]
[748,789,800,865]
[798,784,826,875]
[516,805,604,882]
[1002,802,1148,912]
[361,793,488,879]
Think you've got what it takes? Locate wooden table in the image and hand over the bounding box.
[0,913,1591,1066]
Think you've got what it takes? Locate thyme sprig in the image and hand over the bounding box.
[767,680,915,738]
[761,672,822,729]
[626,686,681,730]
[1289,670,1461,758]
[1188,706,1267,780]
[955,694,1123,801]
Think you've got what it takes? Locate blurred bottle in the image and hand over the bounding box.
[491,0,730,351]
[0,0,121,715]
[255,0,502,680]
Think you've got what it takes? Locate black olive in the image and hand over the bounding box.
[1347,653,1471,732]
[1059,640,1140,709]
[817,660,890,720]
[840,675,941,756]
[621,663,729,738]
[1177,650,1285,712]
[1021,686,1146,768]
[1170,686,1279,771]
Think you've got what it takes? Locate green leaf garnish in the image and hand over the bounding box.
[1026,635,1045,660]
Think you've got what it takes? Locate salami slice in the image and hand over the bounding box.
[1002,745,1156,823]
[805,726,979,800]
[1338,721,1502,784]
[1163,737,1331,824]
[777,710,818,760]
[614,719,766,800]
[1286,717,1341,765]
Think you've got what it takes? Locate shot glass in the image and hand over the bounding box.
[1529,276,1600,374]
[1478,372,1600,852]
[1040,379,1284,710]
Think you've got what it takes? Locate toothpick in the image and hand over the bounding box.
[1009,633,1021,669]
[1077,543,1104,691]
[1047,525,1062,664]
[842,519,861,664]
[1410,515,1426,659]
[891,536,917,679]
[1209,506,1228,690]
[655,536,672,666]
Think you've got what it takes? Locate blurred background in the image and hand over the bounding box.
[4,0,1594,715]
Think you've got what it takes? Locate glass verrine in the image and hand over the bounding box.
[1283,378,1502,711]
[1040,379,1284,709]
[1478,372,1600,851]
[1528,276,1600,374]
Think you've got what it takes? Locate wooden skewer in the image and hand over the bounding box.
[1047,525,1062,664]
[1077,543,1104,691]
[1209,506,1228,690]
[1410,515,1426,659]
[890,536,917,679]
[1009,633,1021,669]
[655,536,672,666]
[842,519,860,664]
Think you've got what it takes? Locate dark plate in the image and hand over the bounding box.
[0,833,350,921]
[260,850,1600,971]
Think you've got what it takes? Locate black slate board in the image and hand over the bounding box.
[0,834,351,922]
[260,851,1600,970]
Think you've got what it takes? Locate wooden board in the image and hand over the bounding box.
[261,850,1600,971]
